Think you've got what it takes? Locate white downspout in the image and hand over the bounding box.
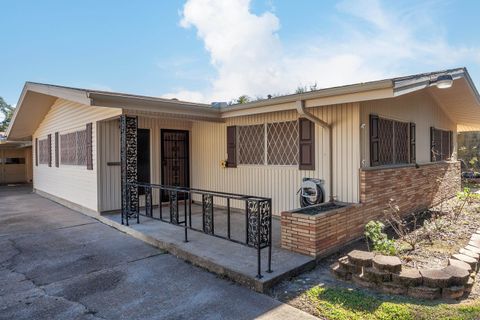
[296,100,334,202]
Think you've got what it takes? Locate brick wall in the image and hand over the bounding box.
[281,161,461,257]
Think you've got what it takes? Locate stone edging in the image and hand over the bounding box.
[330,229,480,300]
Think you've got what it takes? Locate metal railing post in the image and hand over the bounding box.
[256,200,262,279]
[267,199,273,273]
[227,198,231,240]
[184,191,188,243]
[245,201,249,245]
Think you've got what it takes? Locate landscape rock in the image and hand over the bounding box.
[465,277,475,293]
[448,258,472,272]
[459,248,480,260]
[441,286,465,300]
[372,255,402,273]
[451,253,478,270]
[465,245,480,255]
[381,282,407,295]
[469,240,480,249]
[420,269,452,288]
[330,262,351,280]
[352,272,373,288]
[338,256,362,274]
[407,286,441,300]
[363,267,391,283]
[442,265,470,286]
[392,268,422,287]
[471,233,480,241]
[347,250,374,267]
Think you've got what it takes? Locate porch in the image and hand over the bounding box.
[101,203,315,292]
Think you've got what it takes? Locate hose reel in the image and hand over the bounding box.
[298,178,324,207]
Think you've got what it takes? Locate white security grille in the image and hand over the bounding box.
[238,125,265,165]
[267,121,298,165]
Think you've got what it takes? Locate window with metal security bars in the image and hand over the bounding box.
[371,115,411,166]
[237,125,265,165]
[60,130,87,166]
[267,121,299,165]
[431,127,453,162]
[38,138,49,164]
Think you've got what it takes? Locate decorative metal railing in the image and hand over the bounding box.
[122,182,273,279]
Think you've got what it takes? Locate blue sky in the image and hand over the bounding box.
[1,0,480,106]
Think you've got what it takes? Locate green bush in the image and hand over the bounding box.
[364,221,396,255]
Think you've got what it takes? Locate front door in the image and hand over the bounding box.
[161,130,189,201]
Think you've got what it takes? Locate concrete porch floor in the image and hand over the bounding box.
[102,204,315,292]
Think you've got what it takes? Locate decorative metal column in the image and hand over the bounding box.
[120,115,138,226]
[247,199,272,278]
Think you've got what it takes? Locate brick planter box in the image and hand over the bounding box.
[281,161,461,258]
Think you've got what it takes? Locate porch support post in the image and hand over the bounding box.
[120,115,138,226]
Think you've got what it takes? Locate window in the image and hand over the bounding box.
[60,130,87,165]
[237,124,265,165]
[38,138,50,165]
[5,158,25,164]
[431,127,453,161]
[229,119,314,169]
[370,115,413,166]
[267,121,299,165]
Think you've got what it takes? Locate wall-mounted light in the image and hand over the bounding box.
[434,74,453,89]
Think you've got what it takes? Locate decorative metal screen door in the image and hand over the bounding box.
[161,129,190,201]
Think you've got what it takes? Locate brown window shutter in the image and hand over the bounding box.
[226,126,237,168]
[86,123,93,170]
[298,118,315,170]
[369,114,380,166]
[449,130,453,159]
[35,138,38,166]
[409,122,416,163]
[430,127,435,162]
[55,132,59,167]
[47,134,52,167]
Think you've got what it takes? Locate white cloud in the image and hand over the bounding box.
[164,0,480,103]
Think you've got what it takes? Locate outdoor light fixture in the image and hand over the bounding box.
[434,74,453,89]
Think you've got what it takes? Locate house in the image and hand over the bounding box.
[0,132,32,184]
[6,67,480,258]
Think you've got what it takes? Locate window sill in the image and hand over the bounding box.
[362,160,458,171]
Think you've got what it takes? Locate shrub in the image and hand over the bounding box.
[384,199,421,251]
[364,221,396,255]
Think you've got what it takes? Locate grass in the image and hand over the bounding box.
[305,286,480,320]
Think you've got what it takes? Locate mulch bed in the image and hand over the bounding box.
[397,196,480,270]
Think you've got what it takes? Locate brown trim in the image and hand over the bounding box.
[298,118,315,170]
[35,138,38,166]
[226,126,237,168]
[55,132,59,167]
[369,114,379,166]
[86,123,93,170]
[47,134,52,167]
[409,122,416,163]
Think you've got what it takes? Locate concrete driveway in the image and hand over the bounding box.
[0,185,317,320]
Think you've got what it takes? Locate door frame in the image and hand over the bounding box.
[160,129,190,190]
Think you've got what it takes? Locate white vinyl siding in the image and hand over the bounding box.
[32,99,121,212]
[360,90,457,166]
[191,103,361,214]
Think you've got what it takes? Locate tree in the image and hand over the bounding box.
[0,97,14,132]
[235,95,251,104]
